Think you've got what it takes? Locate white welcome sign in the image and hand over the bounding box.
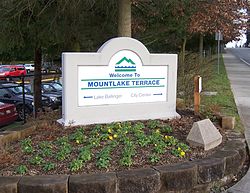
[78,50,168,106]
[59,37,179,126]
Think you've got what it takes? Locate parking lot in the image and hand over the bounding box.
[0,73,62,130]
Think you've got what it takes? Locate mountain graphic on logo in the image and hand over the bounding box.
[115,57,136,72]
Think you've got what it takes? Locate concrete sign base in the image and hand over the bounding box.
[59,37,179,126]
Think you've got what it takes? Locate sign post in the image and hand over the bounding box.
[215,31,223,74]
[194,75,202,115]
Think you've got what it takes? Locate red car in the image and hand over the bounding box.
[0,102,18,127]
[0,65,27,79]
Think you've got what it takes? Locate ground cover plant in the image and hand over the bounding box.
[0,111,224,176]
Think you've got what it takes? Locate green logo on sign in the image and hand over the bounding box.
[115,57,136,72]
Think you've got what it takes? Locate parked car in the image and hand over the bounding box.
[42,82,62,109]
[24,64,35,74]
[42,82,62,94]
[0,83,50,120]
[0,65,27,80]
[25,84,62,109]
[41,64,61,74]
[0,102,18,127]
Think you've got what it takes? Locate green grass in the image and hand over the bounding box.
[201,55,244,132]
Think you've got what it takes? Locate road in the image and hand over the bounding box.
[228,48,250,66]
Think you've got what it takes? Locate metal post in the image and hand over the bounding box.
[21,75,26,124]
[33,78,36,118]
[217,39,220,74]
[216,31,222,74]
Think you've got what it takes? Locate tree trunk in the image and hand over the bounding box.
[34,47,42,118]
[180,36,187,77]
[118,0,131,37]
[199,34,204,65]
[72,41,80,52]
[181,36,187,65]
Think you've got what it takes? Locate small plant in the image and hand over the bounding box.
[39,141,53,157]
[16,165,28,175]
[94,124,102,131]
[147,120,160,129]
[171,147,186,157]
[135,131,150,147]
[109,140,119,148]
[172,143,190,157]
[133,122,145,131]
[96,146,113,169]
[164,135,178,147]
[96,156,111,169]
[43,162,56,171]
[150,130,163,145]
[69,128,86,144]
[171,148,180,157]
[121,121,132,129]
[55,144,72,161]
[29,155,44,165]
[120,138,136,167]
[99,133,109,142]
[89,125,102,136]
[78,146,92,162]
[56,149,70,161]
[55,136,69,146]
[69,159,84,172]
[120,156,133,167]
[153,142,166,154]
[21,138,33,154]
[54,137,72,161]
[161,125,173,133]
[178,143,190,152]
[149,154,160,163]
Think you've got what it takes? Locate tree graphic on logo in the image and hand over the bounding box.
[115,57,136,72]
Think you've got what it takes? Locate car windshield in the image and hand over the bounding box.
[0,67,11,72]
[52,83,62,91]
[25,64,34,67]
[24,85,32,93]
[43,84,54,92]
[9,86,29,95]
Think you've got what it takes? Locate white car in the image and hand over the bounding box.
[24,64,35,73]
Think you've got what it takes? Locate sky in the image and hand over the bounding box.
[226,33,247,48]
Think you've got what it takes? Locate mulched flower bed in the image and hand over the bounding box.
[0,110,227,176]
